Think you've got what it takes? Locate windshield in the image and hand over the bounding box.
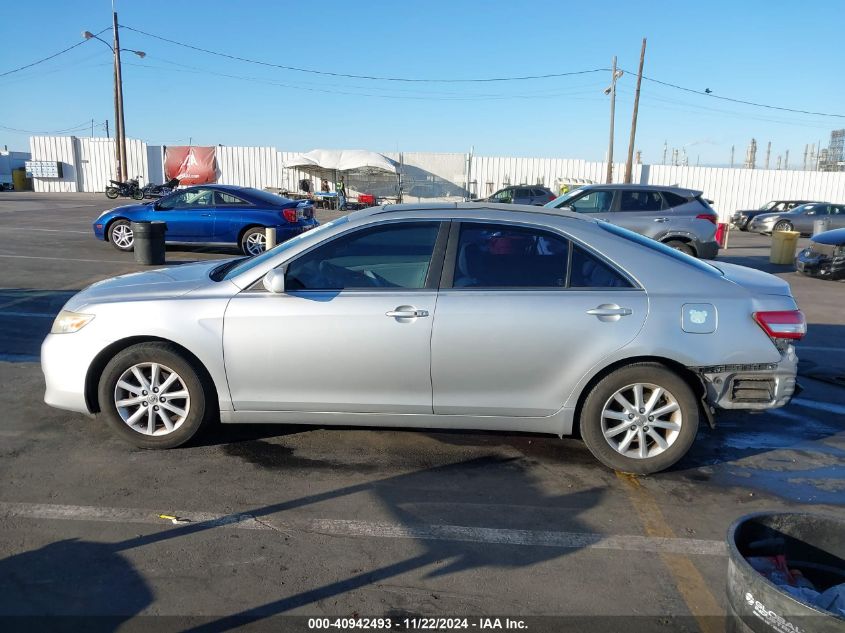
[758,201,777,210]
[544,187,587,208]
[219,215,348,280]
[598,222,723,276]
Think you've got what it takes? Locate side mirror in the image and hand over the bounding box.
[262,268,286,294]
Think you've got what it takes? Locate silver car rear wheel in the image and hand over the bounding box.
[601,382,682,459]
[113,362,191,436]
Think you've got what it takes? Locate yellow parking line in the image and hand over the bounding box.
[616,472,723,633]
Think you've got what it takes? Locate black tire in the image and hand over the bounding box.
[579,363,699,474]
[774,220,793,232]
[107,219,134,252]
[663,239,695,256]
[131,188,144,200]
[97,342,213,449]
[240,226,267,256]
[105,187,119,199]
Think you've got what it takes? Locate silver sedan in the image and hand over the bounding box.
[747,202,845,235]
[42,203,805,474]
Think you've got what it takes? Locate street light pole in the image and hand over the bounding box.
[83,22,144,182]
[605,56,621,184]
[112,11,127,181]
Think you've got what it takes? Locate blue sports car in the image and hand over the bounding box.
[93,184,318,255]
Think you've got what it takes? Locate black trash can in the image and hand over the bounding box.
[131,221,166,265]
[727,512,845,633]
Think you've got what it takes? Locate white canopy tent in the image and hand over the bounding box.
[283,149,401,206]
[283,149,398,178]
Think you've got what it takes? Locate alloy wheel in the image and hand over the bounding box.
[600,382,682,459]
[113,362,191,436]
[111,223,134,249]
[244,231,266,255]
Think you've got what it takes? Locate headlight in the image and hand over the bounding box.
[51,310,95,334]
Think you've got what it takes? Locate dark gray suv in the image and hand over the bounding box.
[545,184,719,258]
[483,185,556,206]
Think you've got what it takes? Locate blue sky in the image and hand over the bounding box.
[2,0,844,165]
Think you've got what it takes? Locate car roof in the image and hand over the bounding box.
[351,201,585,222]
[573,183,702,196]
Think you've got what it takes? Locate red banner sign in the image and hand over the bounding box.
[164,146,217,185]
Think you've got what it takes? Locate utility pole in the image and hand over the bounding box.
[764,141,771,170]
[662,141,668,165]
[784,149,789,170]
[113,10,127,181]
[624,38,647,184]
[105,120,110,139]
[605,56,621,184]
[730,145,735,168]
[91,119,94,138]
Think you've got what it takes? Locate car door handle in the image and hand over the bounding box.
[386,308,429,318]
[587,306,632,317]
[653,217,669,222]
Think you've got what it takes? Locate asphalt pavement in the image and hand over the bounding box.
[0,192,843,632]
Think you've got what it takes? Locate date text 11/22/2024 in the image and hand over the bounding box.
[307,617,528,630]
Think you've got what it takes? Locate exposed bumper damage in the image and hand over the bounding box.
[693,346,799,411]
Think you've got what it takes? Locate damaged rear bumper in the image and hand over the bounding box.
[693,346,799,411]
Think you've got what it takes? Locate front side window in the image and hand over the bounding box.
[285,222,440,291]
[158,188,214,210]
[568,190,614,214]
[452,223,569,288]
[619,190,664,212]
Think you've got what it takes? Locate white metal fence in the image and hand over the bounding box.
[29,135,845,221]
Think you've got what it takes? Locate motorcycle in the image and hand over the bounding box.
[142,178,180,199]
[105,178,144,200]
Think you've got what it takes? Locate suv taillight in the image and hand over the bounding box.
[281,208,297,223]
[753,310,806,340]
[696,213,718,225]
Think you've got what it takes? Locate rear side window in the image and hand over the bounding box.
[453,224,569,288]
[619,190,664,212]
[515,188,531,198]
[569,245,632,288]
[662,192,689,208]
[598,222,722,276]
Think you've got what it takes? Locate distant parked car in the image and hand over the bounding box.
[747,202,845,236]
[731,200,814,230]
[795,227,845,280]
[482,185,556,206]
[93,185,318,256]
[545,184,719,258]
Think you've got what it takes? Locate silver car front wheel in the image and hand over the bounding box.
[99,342,211,449]
[600,383,682,459]
[114,362,191,436]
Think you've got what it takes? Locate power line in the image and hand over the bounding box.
[622,70,845,119]
[0,27,111,78]
[0,121,107,136]
[120,24,606,83]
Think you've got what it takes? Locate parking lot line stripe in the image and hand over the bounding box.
[615,473,724,631]
[791,398,845,416]
[0,254,129,264]
[0,227,89,234]
[0,500,726,556]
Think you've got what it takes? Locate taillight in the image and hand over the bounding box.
[548,194,555,202]
[753,310,806,340]
[281,208,297,223]
[696,213,718,225]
